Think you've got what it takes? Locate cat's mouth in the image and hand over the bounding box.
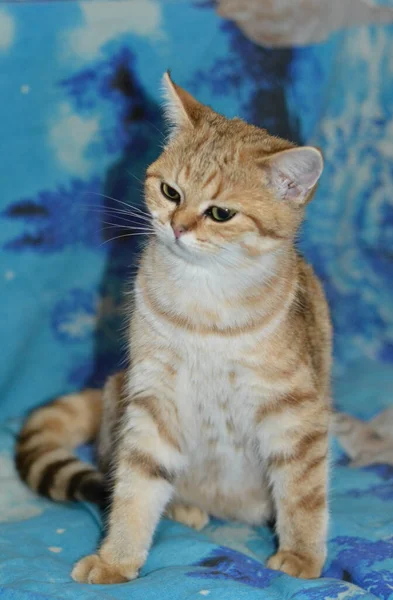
[155,222,216,264]
[170,236,194,256]
[162,232,213,264]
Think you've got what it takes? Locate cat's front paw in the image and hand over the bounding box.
[71,554,137,584]
[267,550,323,579]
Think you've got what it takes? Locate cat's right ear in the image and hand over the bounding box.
[162,71,204,132]
[261,146,323,205]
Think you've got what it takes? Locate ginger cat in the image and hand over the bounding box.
[16,73,332,583]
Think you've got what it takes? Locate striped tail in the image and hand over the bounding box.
[16,389,107,507]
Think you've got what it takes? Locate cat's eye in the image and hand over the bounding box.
[205,206,237,222]
[161,182,181,203]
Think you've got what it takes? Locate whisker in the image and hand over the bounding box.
[85,207,148,222]
[85,192,150,217]
[117,202,151,218]
[101,214,149,227]
[99,211,152,226]
[117,208,152,221]
[82,203,138,215]
[144,120,166,140]
[81,196,151,219]
[101,232,154,245]
[83,204,153,224]
[101,227,154,234]
[102,221,155,232]
[126,171,145,186]
[107,199,149,216]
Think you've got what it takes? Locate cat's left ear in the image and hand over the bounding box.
[262,146,323,205]
[162,71,205,132]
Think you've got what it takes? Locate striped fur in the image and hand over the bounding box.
[20,75,333,585]
[16,390,107,506]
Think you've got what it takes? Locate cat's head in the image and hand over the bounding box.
[145,73,323,265]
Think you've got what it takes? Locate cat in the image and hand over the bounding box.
[16,73,332,584]
[333,408,393,467]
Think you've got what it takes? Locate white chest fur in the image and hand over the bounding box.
[169,333,273,524]
[131,246,288,523]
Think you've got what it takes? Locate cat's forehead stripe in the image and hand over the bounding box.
[202,171,217,189]
[145,171,161,181]
[210,175,223,200]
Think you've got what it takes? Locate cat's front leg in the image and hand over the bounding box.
[257,397,329,579]
[72,395,185,584]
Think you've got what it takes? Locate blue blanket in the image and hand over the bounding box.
[1,1,393,598]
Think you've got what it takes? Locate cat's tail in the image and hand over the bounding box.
[16,389,106,506]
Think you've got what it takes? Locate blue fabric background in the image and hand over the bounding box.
[1,1,393,598]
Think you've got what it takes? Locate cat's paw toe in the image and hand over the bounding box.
[267,550,323,579]
[166,504,209,531]
[71,554,135,584]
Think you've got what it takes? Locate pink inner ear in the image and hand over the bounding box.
[268,147,323,203]
[286,183,304,200]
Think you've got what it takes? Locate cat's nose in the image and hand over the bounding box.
[172,225,187,239]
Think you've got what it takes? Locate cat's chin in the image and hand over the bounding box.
[159,237,216,266]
